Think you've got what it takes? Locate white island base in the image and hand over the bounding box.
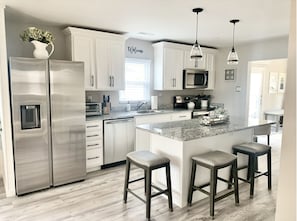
[149,129,253,208]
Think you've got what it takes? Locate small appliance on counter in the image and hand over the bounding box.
[86,102,102,116]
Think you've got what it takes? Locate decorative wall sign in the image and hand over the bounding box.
[225,69,236,81]
[269,72,278,94]
[278,72,286,93]
[128,46,143,54]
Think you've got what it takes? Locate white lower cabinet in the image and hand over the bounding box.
[135,111,192,151]
[86,119,103,172]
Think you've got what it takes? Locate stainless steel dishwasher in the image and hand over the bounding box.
[103,118,135,164]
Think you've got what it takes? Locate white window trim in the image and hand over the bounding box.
[119,58,151,104]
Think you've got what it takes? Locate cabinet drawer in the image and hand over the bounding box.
[86,148,102,158]
[86,132,102,141]
[86,125,102,133]
[86,140,102,150]
[171,112,192,121]
[86,156,102,170]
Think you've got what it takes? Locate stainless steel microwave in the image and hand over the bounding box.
[183,69,208,89]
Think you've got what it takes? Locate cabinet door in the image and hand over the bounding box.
[72,36,96,90]
[163,48,183,90]
[95,38,110,90]
[206,53,215,90]
[184,49,207,70]
[109,39,125,90]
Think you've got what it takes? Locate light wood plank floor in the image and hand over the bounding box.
[0,132,282,221]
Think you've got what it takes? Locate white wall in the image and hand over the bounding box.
[213,37,288,118]
[5,20,66,60]
[275,0,296,219]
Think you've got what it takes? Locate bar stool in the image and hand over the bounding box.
[232,142,271,198]
[188,150,239,219]
[123,151,173,221]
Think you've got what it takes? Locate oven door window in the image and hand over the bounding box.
[20,105,41,130]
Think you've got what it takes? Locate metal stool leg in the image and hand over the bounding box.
[187,160,197,206]
[123,159,131,203]
[166,163,173,212]
[249,155,256,198]
[233,160,239,205]
[210,167,218,219]
[267,150,272,190]
[145,168,152,221]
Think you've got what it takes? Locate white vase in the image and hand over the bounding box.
[31,40,54,59]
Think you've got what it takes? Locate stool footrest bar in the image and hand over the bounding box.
[128,177,144,184]
[127,188,146,203]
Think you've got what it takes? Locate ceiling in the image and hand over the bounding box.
[3,0,291,48]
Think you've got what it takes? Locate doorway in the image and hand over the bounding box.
[248,67,265,122]
[246,58,287,129]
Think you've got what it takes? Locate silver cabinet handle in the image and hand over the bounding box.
[86,125,100,128]
[90,75,95,87]
[86,134,100,138]
[178,115,187,118]
[87,143,100,147]
[87,156,99,160]
[112,76,115,87]
[109,75,112,87]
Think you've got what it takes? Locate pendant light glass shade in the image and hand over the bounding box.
[190,8,203,67]
[227,47,239,65]
[227,19,240,65]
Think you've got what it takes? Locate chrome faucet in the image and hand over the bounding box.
[136,101,147,111]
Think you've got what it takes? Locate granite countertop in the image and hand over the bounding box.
[86,109,192,121]
[137,117,275,141]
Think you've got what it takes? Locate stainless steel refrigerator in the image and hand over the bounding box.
[9,57,86,195]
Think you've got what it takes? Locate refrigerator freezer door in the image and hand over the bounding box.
[49,60,86,186]
[9,57,51,195]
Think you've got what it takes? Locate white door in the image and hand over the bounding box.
[248,67,264,121]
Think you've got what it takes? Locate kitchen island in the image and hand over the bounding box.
[136,117,275,208]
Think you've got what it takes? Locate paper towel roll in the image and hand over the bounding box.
[151,96,158,110]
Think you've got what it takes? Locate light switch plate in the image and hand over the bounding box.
[235,86,241,92]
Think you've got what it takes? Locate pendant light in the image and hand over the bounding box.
[190,8,203,68]
[227,19,240,65]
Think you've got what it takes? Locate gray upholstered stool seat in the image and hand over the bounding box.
[127,151,170,168]
[188,150,239,219]
[232,142,271,155]
[192,150,237,168]
[124,151,173,221]
[232,142,272,198]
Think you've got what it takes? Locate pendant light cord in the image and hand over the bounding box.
[232,22,235,49]
[195,12,198,43]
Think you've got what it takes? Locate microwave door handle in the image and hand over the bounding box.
[204,74,208,86]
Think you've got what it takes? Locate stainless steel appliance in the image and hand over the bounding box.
[183,69,208,89]
[86,102,102,116]
[9,57,86,195]
[103,118,135,165]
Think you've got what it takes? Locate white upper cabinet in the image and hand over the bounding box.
[66,34,96,90]
[95,37,125,90]
[183,45,207,70]
[205,52,215,90]
[64,27,125,91]
[153,41,217,91]
[153,42,184,90]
